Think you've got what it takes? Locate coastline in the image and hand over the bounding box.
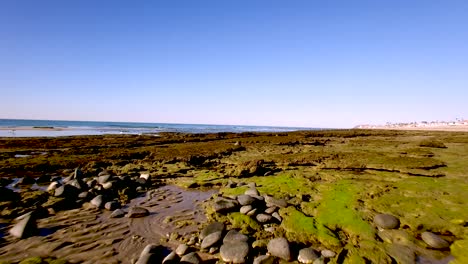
[365,125,468,132]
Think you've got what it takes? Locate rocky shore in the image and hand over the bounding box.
[0,130,467,263]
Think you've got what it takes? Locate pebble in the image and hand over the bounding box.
[240,205,253,214]
[220,241,250,263]
[374,214,400,229]
[256,214,272,223]
[267,237,291,261]
[265,206,277,214]
[321,249,336,258]
[201,231,222,249]
[421,231,449,249]
[162,251,178,264]
[9,212,37,239]
[214,197,239,213]
[264,196,287,208]
[272,212,282,222]
[246,208,257,216]
[175,244,189,256]
[110,209,125,218]
[127,207,149,218]
[298,248,319,263]
[90,195,104,208]
[105,201,120,211]
[180,252,201,264]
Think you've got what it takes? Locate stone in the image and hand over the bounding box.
[421,232,449,249]
[200,222,225,239]
[176,244,189,256]
[253,255,276,264]
[68,179,84,190]
[209,246,218,254]
[180,252,201,264]
[240,205,253,214]
[237,195,256,206]
[265,196,287,208]
[247,182,256,188]
[265,206,277,214]
[90,195,104,208]
[214,197,239,213]
[78,191,90,199]
[105,201,120,211]
[47,181,60,192]
[36,174,51,183]
[136,244,164,264]
[223,230,249,243]
[187,236,197,246]
[321,249,336,258]
[246,208,257,216]
[267,237,291,261]
[17,177,35,185]
[162,251,179,264]
[102,182,113,190]
[256,214,272,223]
[298,248,319,263]
[313,258,325,264]
[54,184,78,198]
[9,212,37,239]
[220,241,249,263]
[127,207,149,218]
[272,212,282,222]
[201,231,222,249]
[140,173,150,180]
[98,170,110,176]
[245,188,259,196]
[73,167,83,179]
[110,209,125,218]
[98,175,111,184]
[374,214,400,229]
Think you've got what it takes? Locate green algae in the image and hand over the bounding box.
[450,239,468,264]
[227,212,261,233]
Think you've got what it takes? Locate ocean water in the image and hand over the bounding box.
[0,119,315,137]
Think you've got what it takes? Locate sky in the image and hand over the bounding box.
[1,1,467,128]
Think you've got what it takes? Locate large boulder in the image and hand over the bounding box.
[267,237,291,261]
[200,222,225,239]
[220,241,249,263]
[213,197,239,213]
[201,231,222,249]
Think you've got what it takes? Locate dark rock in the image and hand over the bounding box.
[180,252,201,264]
[163,251,179,264]
[90,195,104,208]
[54,184,79,198]
[253,255,276,264]
[256,214,272,223]
[17,177,35,185]
[374,214,400,229]
[36,174,51,183]
[9,212,38,239]
[110,209,125,218]
[136,244,164,264]
[74,168,83,180]
[214,197,239,213]
[298,248,319,263]
[87,179,97,188]
[421,232,449,249]
[240,205,253,215]
[267,237,291,261]
[200,222,225,239]
[105,201,120,211]
[201,231,222,249]
[223,230,249,244]
[237,195,256,206]
[127,207,149,218]
[0,187,18,201]
[265,196,287,208]
[220,241,249,263]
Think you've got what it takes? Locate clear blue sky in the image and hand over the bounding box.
[1,1,467,128]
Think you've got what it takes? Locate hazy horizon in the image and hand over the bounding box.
[1,1,467,127]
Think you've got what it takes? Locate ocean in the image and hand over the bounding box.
[0,119,316,137]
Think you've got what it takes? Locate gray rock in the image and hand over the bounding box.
[187,236,197,246]
[136,244,163,264]
[256,214,272,223]
[214,197,239,213]
[201,231,222,249]
[180,252,201,264]
[374,214,400,229]
[321,249,336,258]
[200,222,225,239]
[105,201,120,211]
[246,208,257,216]
[240,205,253,214]
[223,230,249,244]
[127,207,149,218]
[237,194,256,206]
[265,196,287,208]
[68,179,84,190]
[247,182,256,188]
[78,191,90,199]
[102,182,113,190]
[245,188,259,196]
[209,247,218,254]
[162,251,179,264]
[175,244,189,256]
[110,209,125,218]
[54,184,78,198]
[421,232,449,249]
[253,255,276,264]
[272,212,282,222]
[73,167,83,179]
[90,195,104,208]
[220,241,249,263]
[9,212,37,239]
[98,174,112,184]
[298,248,319,263]
[267,237,291,261]
[265,206,277,214]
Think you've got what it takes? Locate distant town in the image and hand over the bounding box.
[356,118,468,131]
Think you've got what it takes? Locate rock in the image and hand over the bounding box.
[110,209,125,218]
[176,244,189,256]
[245,188,259,196]
[127,207,149,218]
[105,201,120,211]
[374,214,400,229]
[98,170,110,177]
[214,197,239,213]
[267,237,291,261]
[36,174,51,183]
[9,212,38,239]
[298,248,319,263]
[201,231,222,249]
[272,212,282,222]
[321,249,336,258]
[377,229,412,244]
[265,206,277,214]
[265,196,287,208]
[200,222,225,239]
[180,252,201,264]
[220,241,249,263]
[68,179,85,190]
[136,178,147,185]
[223,230,249,244]
[240,205,253,214]
[98,175,112,184]
[73,168,83,179]
[209,246,218,254]
[237,195,256,206]
[253,255,276,264]
[256,214,272,223]
[0,187,18,201]
[78,191,90,199]
[90,195,104,208]
[136,244,164,264]
[162,251,179,264]
[313,258,325,264]
[47,181,60,192]
[87,179,97,188]
[140,173,150,180]
[54,184,78,198]
[187,236,197,246]
[247,182,256,188]
[102,182,113,190]
[246,208,257,216]
[421,232,449,249]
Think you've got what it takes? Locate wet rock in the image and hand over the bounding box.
[127,207,149,218]
[374,214,400,229]
[110,209,125,218]
[200,222,225,239]
[9,212,38,239]
[245,188,259,196]
[136,244,164,264]
[265,196,287,208]
[237,195,255,206]
[162,251,179,264]
[267,237,291,261]
[214,197,239,213]
[321,249,336,258]
[223,230,249,243]
[253,255,276,264]
[176,244,189,256]
[220,241,249,263]
[421,232,449,249]
[180,252,201,264]
[90,195,104,208]
[298,248,319,263]
[240,205,253,214]
[256,214,272,223]
[201,231,222,249]
[105,201,120,211]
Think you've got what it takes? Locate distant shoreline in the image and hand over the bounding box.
[361,125,468,132]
